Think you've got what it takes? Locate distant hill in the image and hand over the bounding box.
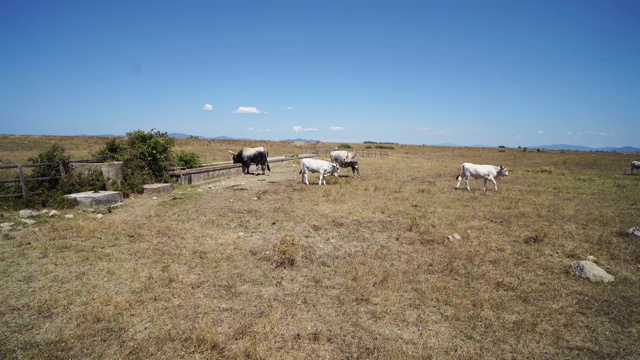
[528,144,640,152]
[282,138,320,143]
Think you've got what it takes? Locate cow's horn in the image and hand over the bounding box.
[227,149,235,154]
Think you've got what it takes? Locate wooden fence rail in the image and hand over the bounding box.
[0,162,65,199]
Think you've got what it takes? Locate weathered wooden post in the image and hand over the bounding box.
[18,165,27,198]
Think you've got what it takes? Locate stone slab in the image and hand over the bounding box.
[65,191,124,210]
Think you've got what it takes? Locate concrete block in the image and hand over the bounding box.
[65,191,124,210]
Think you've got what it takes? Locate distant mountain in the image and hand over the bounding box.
[282,138,320,143]
[168,132,197,139]
[528,144,640,152]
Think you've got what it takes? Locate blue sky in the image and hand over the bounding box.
[1,0,639,148]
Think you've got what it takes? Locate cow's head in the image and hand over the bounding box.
[498,165,509,177]
[228,149,240,163]
[330,163,339,176]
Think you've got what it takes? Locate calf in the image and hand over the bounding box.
[455,162,509,191]
[330,150,361,177]
[631,161,640,175]
[299,158,339,185]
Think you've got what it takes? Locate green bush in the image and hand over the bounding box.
[1,143,104,210]
[176,151,201,169]
[337,144,352,149]
[93,129,176,196]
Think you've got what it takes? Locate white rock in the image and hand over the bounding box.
[48,210,60,217]
[447,233,462,241]
[19,218,36,225]
[627,227,640,238]
[41,209,49,215]
[152,196,158,200]
[97,214,103,219]
[19,210,36,218]
[586,255,596,262]
[64,214,74,219]
[239,232,245,236]
[570,261,614,283]
[1,222,14,228]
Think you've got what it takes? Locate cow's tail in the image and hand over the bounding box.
[456,163,464,182]
[263,150,270,172]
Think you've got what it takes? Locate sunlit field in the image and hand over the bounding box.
[1,135,639,358]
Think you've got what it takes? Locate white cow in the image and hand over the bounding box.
[455,162,509,191]
[631,161,640,174]
[299,158,339,185]
[330,150,361,178]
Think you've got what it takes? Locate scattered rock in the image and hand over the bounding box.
[447,233,461,241]
[19,218,36,225]
[569,261,614,283]
[152,196,158,200]
[40,209,49,215]
[97,214,104,219]
[239,232,245,236]
[19,210,37,218]
[586,255,596,262]
[627,227,640,238]
[48,210,60,217]
[64,214,74,219]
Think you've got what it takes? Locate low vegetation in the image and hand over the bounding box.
[1,135,639,358]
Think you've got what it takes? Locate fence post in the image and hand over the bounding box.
[18,165,27,198]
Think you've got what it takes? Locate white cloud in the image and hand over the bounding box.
[565,131,572,135]
[248,127,254,131]
[417,127,455,136]
[286,106,293,110]
[202,104,213,111]
[330,126,345,131]
[537,130,545,134]
[517,134,523,138]
[233,106,266,114]
[293,125,317,132]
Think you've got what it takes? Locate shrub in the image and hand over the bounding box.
[337,144,352,149]
[26,143,70,192]
[176,151,201,169]
[272,235,301,268]
[524,227,549,244]
[1,144,105,210]
[93,129,176,196]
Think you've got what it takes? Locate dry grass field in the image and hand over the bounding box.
[1,135,640,359]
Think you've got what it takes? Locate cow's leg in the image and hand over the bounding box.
[490,176,498,191]
[465,177,470,191]
[356,165,360,177]
[455,176,461,189]
[482,178,488,191]
[319,171,325,185]
[302,170,308,185]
